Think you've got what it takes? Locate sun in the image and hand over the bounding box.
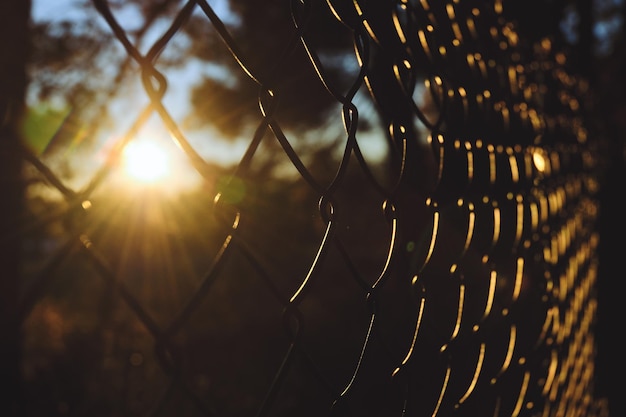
[122,139,170,183]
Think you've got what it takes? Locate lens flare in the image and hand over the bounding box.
[122,140,170,183]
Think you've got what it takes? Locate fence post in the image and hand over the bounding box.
[0,0,30,415]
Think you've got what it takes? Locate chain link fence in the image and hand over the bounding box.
[1,0,615,416]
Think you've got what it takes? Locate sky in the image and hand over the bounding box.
[28,0,393,196]
[29,0,261,193]
[27,0,624,196]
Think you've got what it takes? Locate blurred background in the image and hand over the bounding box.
[1,0,624,416]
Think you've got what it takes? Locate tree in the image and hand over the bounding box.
[1,1,31,415]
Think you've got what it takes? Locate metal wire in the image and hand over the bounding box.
[11,0,610,416]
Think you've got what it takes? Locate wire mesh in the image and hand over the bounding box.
[6,0,611,416]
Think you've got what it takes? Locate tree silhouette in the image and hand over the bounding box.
[1,0,31,415]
